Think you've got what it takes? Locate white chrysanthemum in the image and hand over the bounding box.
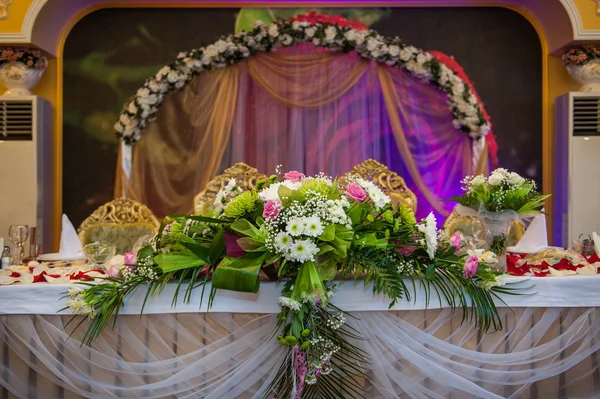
[367,187,390,209]
[258,181,301,202]
[417,213,438,259]
[288,239,319,263]
[225,178,237,192]
[274,232,292,251]
[286,217,304,237]
[304,216,324,237]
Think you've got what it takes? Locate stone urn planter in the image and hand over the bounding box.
[0,47,47,96]
[566,60,600,92]
[563,46,600,92]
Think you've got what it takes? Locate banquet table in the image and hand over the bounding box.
[1,276,600,398]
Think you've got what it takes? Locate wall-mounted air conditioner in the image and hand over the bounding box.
[554,92,600,248]
[0,96,52,252]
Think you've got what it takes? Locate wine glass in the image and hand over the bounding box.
[82,242,116,268]
[9,225,29,265]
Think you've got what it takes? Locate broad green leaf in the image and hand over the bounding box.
[137,245,154,259]
[315,257,337,281]
[180,241,211,264]
[209,231,225,265]
[236,237,265,252]
[317,243,335,256]
[212,252,267,293]
[329,178,340,195]
[155,252,206,273]
[426,263,436,281]
[319,224,335,242]
[230,219,265,242]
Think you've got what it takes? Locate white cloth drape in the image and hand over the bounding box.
[1,308,600,398]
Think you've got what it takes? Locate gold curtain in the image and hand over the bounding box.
[115,67,239,217]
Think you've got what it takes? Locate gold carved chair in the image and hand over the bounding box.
[341,159,417,212]
[77,198,160,254]
[194,162,268,214]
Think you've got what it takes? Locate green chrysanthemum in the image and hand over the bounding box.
[298,178,331,196]
[399,203,416,225]
[224,190,259,218]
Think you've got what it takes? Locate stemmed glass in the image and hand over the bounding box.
[83,242,116,269]
[9,225,29,265]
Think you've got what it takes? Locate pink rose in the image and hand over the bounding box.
[346,183,367,202]
[464,255,479,278]
[450,232,461,252]
[124,251,136,265]
[262,199,282,221]
[108,265,121,278]
[284,170,303,182]
[397,246,417,256]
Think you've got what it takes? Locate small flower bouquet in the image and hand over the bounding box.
[561,45,600,67]
[0,47,47,70]
[68,169,519,398]
[454,168,549,215]
[450,168,551,267]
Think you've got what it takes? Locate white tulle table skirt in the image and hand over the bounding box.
[1,278,600,398]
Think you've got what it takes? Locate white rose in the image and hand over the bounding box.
[137,87,150,98]
[214,40,228,53]
[452,119,462,129]
[119,114,130,124]
[147,94,158,105]
[167,71,179,83]
[389,45,400,57]
[508,172,525,185]
[148,80,160,92]
[416,53,427,64]
[371,49,381,58]
[192,59,202,68]
[312,38,320,46]
[292,21,300,30]
[205,45,219,58]
[141,109,150,118]
[399,48,412,61]
[175,81,185,89]
[281,34,293,46]
[355,31,367,45]
[488,172,504,186]
[127,102,137,114]
[324,26,337,42]
[366,38,379,51]
[123,125,134,136]
[177,52,186,59]
[201,54,212,65]
[344,30,357,41]
[268,25,279,37]
[470,175,486,187]
[452,83,465,96]
[114,122,124,133]
[158,66,170,76]
[305,27,316,38]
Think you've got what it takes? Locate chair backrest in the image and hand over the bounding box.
[77,198,160,254]
[341,159,417,212]
[194,162,268,214]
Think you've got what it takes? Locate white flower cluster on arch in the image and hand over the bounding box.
[115,19,490,145]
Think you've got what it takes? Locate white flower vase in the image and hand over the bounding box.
[0,62,44,96]
[566,61,600,92]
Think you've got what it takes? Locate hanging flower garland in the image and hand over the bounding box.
[114,15,490,145]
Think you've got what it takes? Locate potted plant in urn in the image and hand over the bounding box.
[0,47,48,95]
[449,169,551,269]
[562,45,600,92]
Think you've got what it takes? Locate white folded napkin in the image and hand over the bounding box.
[593,232,600,257]
[58,214,83,258]
[506,213,548,254]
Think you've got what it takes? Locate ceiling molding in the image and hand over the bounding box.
[560,0,600,40]
[0,0,47,44]
[0,0,598,46]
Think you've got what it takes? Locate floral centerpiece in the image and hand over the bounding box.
[0,47,48,95]
[562,45,600,92]
[69,169,516,398]
[450,168,550,268]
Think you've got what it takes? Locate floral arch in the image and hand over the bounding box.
[115,13,494,221]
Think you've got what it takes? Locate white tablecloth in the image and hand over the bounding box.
[0,275,598,315]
